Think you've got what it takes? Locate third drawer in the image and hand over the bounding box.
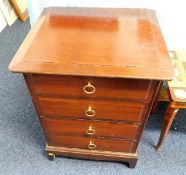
[41,117,141,140]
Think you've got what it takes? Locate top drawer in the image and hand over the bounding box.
[29,74,155,102]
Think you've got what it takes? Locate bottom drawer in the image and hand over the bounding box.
[48,135,135,153]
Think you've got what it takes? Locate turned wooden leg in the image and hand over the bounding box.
[155,103,179,151]
[47,152,55,161]
[151,81,163,114]
[128,159,137,168]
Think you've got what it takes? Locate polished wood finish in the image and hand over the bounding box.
[48,135,135,153]
[24,74,159,168]
[9,7,173,168]
[156,104,178,151]
[156,100,186,151]
[30,74,155,102]
[155,101,186,150]
[9,7,173,80]
[45,144,138,168]
[37,96,147,123]
[41,117,141,140]
[155,51,186,150]
[151,81,163,113]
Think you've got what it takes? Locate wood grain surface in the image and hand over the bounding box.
[47,135,135,153]
[8,7,174,168]
[37,96,146,123]
[9,7,173,80]
[41,117,141,140]
[30,74,156,102]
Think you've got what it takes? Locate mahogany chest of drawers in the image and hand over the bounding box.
[9,7,173,168]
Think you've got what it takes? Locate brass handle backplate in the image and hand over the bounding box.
[83,82,95,94]
[88,141,96,149]
[85,106,96,117]
[86,126,96,135]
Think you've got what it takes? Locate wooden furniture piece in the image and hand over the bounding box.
[10,0,29,22]
[156,51,186,151]
[9,7,173,168]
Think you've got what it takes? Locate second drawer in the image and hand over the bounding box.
[37,96,146,123]
[41,117,140,140]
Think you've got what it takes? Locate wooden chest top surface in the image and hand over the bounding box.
[9,7,173,80]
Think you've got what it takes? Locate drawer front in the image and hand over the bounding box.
[30,74,154,102]
[41,118,140,140]
[37,96,146,123]
[48,135,135,153]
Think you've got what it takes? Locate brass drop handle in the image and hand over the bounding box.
[85,106,96,117]
[83,82,95,94]
[86,126,96,135]
[88,141,96,149]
